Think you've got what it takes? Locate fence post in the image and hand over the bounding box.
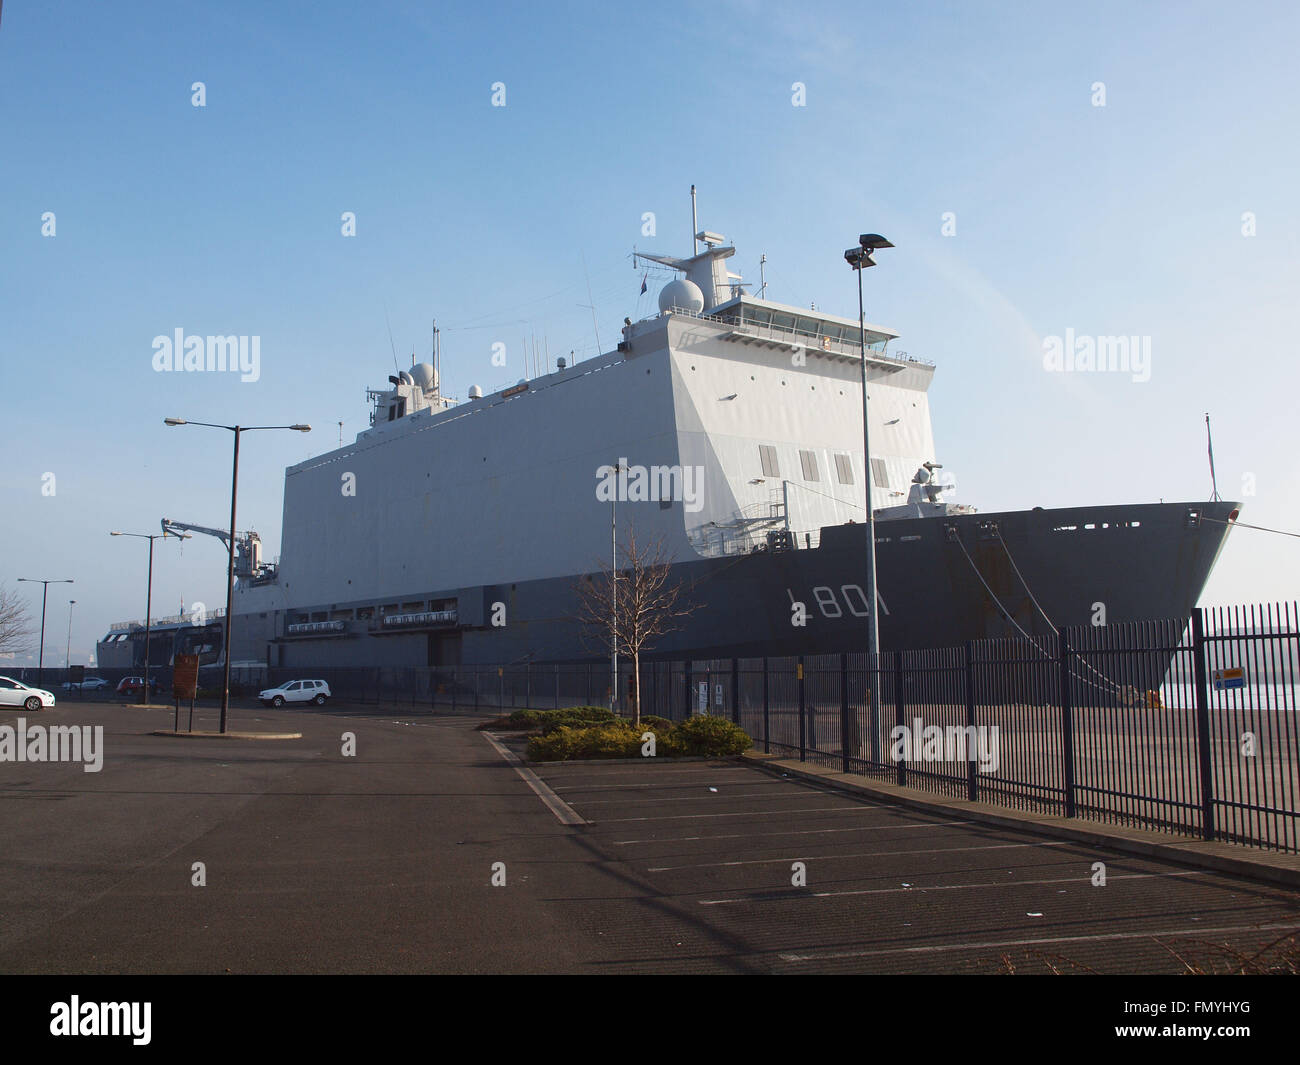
[731,658,739,725]
[965,641,978,803]
[1058,630,1076,819]
[498,666,504,711]
[798,656,806,762]
[451,670,457,714]
[894,651,905,786]
[840,653,850,774]
[762,656,770,754]
[685,659,693,722]
[1191,608,1216,841]
[474,667,479,712]
[525,663,531,710]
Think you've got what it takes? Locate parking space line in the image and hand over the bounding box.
[550,770,758,791]
[612,820,975,845]
[600,805,874,823]
[699,869,1209,905]
[776,919,1300,964]
[574,789,810,806]
[646,840,1073,872]
[482,733,588,826]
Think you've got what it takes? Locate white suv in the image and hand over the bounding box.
[258,679,331,707]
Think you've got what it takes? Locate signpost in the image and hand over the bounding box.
[174,654,200,732]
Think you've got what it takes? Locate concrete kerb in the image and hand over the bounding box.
[148,730,303,740]
[741,750,1300,891]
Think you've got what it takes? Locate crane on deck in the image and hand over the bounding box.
[159,518,276,581]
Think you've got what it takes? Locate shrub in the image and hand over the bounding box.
[661,714,752,757]
[526,714,752,761]
[527,720,643,761]
[538,706,617,734]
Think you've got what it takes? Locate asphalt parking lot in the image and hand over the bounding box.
[2,700,1298,974]
[530,758,1300,973]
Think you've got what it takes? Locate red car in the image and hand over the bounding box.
[116,676,162,697]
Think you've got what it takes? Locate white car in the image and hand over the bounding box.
[258,679,331,707]
[62,676,109,692]
[0,676,56,710]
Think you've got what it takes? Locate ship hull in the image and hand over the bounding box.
[251,499,1237,669]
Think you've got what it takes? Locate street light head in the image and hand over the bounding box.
[859,234,894,251]
[291,424,312,432]
[164,417,186,426]
[110,531,122,536]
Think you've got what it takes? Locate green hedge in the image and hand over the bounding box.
[526,714,752,761]
[504,706,615,731]
[661,715,752,757]
[527,721,643,761]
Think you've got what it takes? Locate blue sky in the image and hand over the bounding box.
[2,0,1297,664]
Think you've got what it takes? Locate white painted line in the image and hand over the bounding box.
[601,805,872,823]
[777,919,1300,964]
[699,869,1208,905]
[647,840,1072,872]
[575,788,806,806]
[482,732,588,826]
[552,771,764,792]
[613,820,976,845]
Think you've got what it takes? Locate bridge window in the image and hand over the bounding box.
[759,445,780,478]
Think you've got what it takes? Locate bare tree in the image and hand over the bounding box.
[0,583,35,659]
[572,526,698,726]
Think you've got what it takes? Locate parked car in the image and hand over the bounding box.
[0,675,56,710]
[62,676,109,692]
[259,679,331,707]
[116,676,162,697]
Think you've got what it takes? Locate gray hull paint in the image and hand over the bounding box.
[262,499,1237,668]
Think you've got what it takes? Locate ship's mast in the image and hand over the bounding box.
[691,184,698,255]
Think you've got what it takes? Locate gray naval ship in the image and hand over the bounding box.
[99,224,1239,673]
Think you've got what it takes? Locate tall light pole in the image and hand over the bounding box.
[843,234,894,658]
[165,419,311,733]
[65,600,76,670]
[17,578,73,689]
[611,463,623,714]
[111,530,189,704]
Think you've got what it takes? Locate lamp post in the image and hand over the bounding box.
[16,578,73,689]
[65,600,76,671]
[165,419,311,733]
[611,461,619,714]
[111,530,189,705]
[843,234,894,658]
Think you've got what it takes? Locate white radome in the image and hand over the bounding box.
[658,279,705,314]
[409,362,437,392]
